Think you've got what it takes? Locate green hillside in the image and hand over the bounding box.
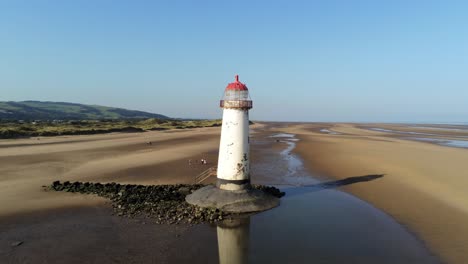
[0,101,169,120]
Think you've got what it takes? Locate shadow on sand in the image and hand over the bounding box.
[308,174,385,189]
[285,174,384,197]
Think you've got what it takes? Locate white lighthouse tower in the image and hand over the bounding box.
[216,75,252,191]
[186,75,279,213]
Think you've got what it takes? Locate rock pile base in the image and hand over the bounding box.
[48,181,284,224]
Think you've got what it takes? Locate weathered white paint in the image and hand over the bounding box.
[216,107,250,190]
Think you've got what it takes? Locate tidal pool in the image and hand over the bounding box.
[406,137,468,149]
[368,127,468,139]
[320,128,340,135]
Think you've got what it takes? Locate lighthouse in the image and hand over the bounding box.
[186,75,279,213]
[216,75,252,191]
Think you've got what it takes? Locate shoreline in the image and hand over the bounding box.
[283,123,468,264]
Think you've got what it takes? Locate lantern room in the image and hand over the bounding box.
[220,75,253,109]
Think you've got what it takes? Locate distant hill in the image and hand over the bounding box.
[0,101,169,120]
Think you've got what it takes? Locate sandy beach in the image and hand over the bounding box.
[0,127,225,263]
[279,122,468,264]
[1,122,467,263]
[0,127,223,217]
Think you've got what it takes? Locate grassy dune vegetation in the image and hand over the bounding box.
[0,101,169,120]
[0,118,222,139]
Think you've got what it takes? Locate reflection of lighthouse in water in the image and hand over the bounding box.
[216,218,250,264]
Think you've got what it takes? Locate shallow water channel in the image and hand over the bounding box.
[171,132,440,263]
[406,137,468,148]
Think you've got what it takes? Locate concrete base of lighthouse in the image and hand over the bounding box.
[186,185,279,213]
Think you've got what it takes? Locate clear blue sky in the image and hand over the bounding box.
[1,0,467,122]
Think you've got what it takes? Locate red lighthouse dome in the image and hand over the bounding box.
[226,75,248,91]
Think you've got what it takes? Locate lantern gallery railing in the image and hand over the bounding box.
[220,100,253,109]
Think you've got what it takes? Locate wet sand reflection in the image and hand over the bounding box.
[217,217,250,264]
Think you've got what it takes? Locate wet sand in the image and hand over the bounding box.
[0,123,459,263]
[279,123,468,264]
[0,206,218,264]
